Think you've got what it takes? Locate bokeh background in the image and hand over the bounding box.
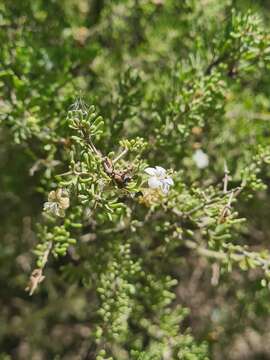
[1,1,270,359]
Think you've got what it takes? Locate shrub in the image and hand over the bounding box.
[1,1,270,359]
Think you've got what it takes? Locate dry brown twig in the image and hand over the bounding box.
[25,241,52,295]
[25,268,45,296]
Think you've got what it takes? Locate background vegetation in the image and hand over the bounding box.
[1,0,270,359]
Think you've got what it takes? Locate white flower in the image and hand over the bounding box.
[144,166,174,194]
[193,149,209,169]
[43,188,70,217]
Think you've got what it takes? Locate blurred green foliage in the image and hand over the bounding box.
[1,0,270,359]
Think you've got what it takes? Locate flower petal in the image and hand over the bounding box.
[59,197,70,210]
[193,149,209,169]
[48,191,56,202]
[164,177,174,185]
[145,167,157,176]
[43,202,51,211]
[161,182,170,194]
[155,166,166,177]
[148,177,162,189]
[44,201,61,216]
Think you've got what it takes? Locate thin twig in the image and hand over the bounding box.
[112,148,128,164]
[25,241,53,296]
[223,161,229,193]
[183,187,242,217]
[40,241,53,268]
